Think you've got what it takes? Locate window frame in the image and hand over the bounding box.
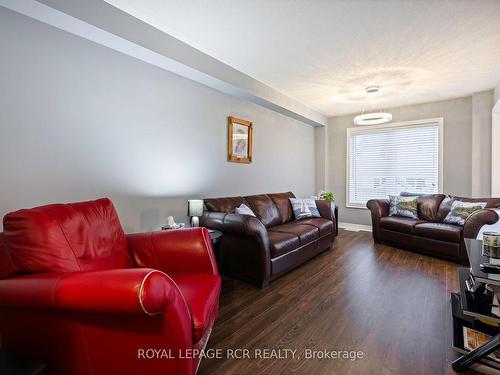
[345,117,444,209]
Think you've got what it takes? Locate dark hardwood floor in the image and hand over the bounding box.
[198,229,476,375]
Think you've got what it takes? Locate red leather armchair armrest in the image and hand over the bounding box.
[366,199,390,243]
[127,227,218,275]
[463,208,500,239]
[0,268,180,315]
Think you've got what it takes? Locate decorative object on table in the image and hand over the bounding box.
[388,195,418,219]
[227,116,252,163]
[484,232,500,248]
[188,199,204,227]
[443,200,487,226]
[161,216,185,230]
[234,203,256,216]
[289,198,321,220]
[318,191,335,201]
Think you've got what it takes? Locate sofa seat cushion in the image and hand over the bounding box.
[170,274,221,344]
[380,216,425,234]
[269,223,319,245]
[268,231,300,258]
[414,223,463,243]
[296,218,333,237]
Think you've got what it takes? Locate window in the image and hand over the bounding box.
[346,118,443,208]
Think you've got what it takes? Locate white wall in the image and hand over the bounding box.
[327,97,475,226]
[472,90,494,196]
[0,8,316,232]
[492,77,500,195]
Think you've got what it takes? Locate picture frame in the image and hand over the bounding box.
[227,116,253,163]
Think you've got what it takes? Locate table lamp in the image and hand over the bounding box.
[188,199,204,227]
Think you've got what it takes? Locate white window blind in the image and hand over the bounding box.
[347,120,442,208]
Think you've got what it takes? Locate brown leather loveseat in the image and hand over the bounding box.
[201,192,337,288]
[367,194,500,263]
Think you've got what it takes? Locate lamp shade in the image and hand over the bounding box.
[188,200,204,217]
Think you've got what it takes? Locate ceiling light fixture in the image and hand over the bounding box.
[353,86,392,125]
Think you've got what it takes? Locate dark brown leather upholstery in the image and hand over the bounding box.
[269,223,319,245]
[268,192,295,224]
[417,194,445,222]
[268,231,300,258]
[414,223,462,243]
[367,194,500,264]
[366,199,389,243]
[244,194,282,228]
[201,192,337,287]
[463,208,500,238]
[296,218,334,237]
[204,197,247,214]
[380,217,424,234]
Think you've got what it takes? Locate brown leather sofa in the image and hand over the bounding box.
[200,192,337,288]
[367,194,500,263]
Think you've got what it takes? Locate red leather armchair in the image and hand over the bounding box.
[0,198,220,375]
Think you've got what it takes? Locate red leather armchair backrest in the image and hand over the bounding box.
[3,198,130,274]
[0,233,17,279]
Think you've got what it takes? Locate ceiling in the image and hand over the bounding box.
[105,0,500,117]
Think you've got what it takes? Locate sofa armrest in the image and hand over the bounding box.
[463,208,500,239]
[366,199,390,242]
[0,268,181,316]
[127,227,218,275]
[315,200,335,221]
[201,212,270,248]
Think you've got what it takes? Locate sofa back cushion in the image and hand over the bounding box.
[268,192,296,224]
[204,196,248,214]
[3,198,130,274]
[244,194,281,227]
[417,194,445,222]
[436,196,500,222]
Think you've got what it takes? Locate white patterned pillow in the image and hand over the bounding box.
[289,198,321,220]
[234,203,256,217]
[389,195,418,219]
[443,200,486,226]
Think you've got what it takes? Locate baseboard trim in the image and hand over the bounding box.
[338,222,372,232]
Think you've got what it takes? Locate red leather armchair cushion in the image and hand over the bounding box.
[3,198,130,273]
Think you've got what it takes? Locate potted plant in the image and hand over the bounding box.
[319,191,335,201]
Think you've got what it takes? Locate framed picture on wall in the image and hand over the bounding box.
[227,116,253,163]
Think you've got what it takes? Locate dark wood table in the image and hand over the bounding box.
[451,238,500,372]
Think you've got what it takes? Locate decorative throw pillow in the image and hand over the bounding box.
[289,198,321,220]
[234,203,256,217]
[388,195,419,219]
[443,200,487,226]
